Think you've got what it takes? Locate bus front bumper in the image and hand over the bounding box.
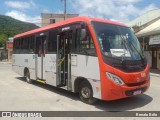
[102,80,150,101]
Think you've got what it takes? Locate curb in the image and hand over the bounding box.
[150,73,160,77]
[0,62,12,64]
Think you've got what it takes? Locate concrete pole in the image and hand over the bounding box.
[64,0,66,20]
[143,37,145,50]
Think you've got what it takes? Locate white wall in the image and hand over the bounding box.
[157,51,160,70]
[144,51,152,67]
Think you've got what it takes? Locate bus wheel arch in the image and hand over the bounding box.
[74,77,98,104]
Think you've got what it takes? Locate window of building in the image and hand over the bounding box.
[50,19,55,24]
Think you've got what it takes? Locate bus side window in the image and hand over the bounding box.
[20,38,24,51]
[29,36,35,54]
[23,37,29,54]
[48,29,57,53]
[13,39,17,54]
[15,39,20,53]
[75,28,97,56]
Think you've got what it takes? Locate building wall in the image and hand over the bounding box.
[129,9,160,70]
[41,13,79,26]
[157,50,160,70]
[144,51,152,67]
[6,40,13,62]
[7,47,13,62]
[138,36,160,69]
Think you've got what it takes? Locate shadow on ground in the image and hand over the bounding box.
[16,77,79,101]
[16,77,153,111]
[94,94,152,111]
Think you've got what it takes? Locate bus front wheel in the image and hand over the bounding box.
[26,70,32,84]
[79,81,97,104]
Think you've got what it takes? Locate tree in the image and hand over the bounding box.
[0,15,39,47]
[0,34,7,48]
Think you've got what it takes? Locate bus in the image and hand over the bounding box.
[12,16,150,104]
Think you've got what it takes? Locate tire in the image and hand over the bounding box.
[26,70,32,84]
[79,80,98,104]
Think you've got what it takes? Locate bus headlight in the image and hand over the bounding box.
[106,72,125,85]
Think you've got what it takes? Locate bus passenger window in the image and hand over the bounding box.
[29,36,35,54]
[75,28,96,56]
[48,30,57,53]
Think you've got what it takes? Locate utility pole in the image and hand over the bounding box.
[64,0,67,20]
[60,0,67,20]
[64,0,66,20]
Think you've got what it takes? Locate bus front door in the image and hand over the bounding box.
[56,33,71,87]
[36,36,46,80]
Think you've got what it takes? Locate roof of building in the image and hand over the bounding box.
[14,16,127,39]
[136,18,160,37]
[127,9,160,27]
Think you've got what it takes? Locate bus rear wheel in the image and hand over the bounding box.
[26,70,32,84]
[79,81,97,104]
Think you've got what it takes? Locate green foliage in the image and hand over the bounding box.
[0,34,7,47]
[0,15,39,47]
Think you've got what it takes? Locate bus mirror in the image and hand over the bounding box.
[80,29,87,41]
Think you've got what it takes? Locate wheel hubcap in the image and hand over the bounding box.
[81,87,91,99]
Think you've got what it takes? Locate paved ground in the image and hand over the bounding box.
[0,63,159,119]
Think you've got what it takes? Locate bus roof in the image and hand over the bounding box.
[14,16,127,39]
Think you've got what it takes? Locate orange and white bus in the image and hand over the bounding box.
[12,16,150,104]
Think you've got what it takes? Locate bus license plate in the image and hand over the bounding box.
[133,90,142,95]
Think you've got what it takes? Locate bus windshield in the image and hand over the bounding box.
[91,21,145,61]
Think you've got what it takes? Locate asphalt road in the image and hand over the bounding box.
[0,63,159,119]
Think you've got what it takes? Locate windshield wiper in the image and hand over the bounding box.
[117,28,130,64]
[126,38,145,62]
[121,38,127,63]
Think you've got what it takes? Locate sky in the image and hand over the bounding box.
[0,0,159,26]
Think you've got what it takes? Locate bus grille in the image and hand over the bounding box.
[126,80,146,87]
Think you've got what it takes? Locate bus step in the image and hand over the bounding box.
[36,79,46,84]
